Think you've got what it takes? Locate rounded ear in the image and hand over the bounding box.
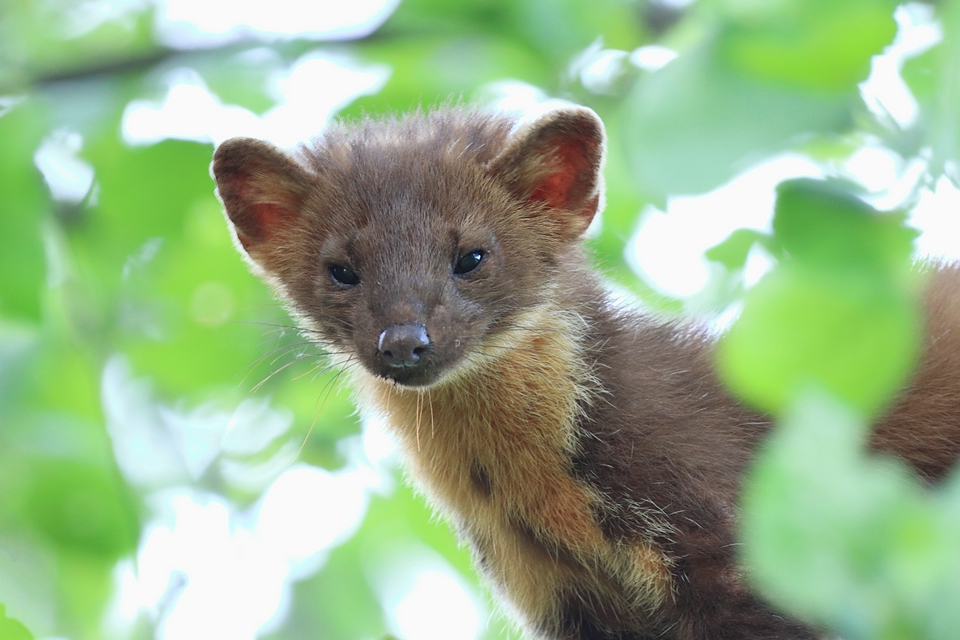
[211,137,312,257]
[488,106,606,240]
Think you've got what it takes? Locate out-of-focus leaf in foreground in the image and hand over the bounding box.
[717,179,919,416]
[742,389,960,640]
[900,1,960,179]
[0,101,47,322]
[623,41,855,200]
[624,0,897,200]
[716,0,898,91]
[0,604,33,640]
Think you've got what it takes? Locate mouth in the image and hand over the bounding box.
[376,365,444,389]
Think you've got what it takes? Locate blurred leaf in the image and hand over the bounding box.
[0,341,139,559]
[622,40,856,200]
[383,0,505,34]
[61,551,124,639]
[580,107,670,304]
[705,228,770,269]
[193,48,287,115]
[901,2,960,180]
[742,388,960,640]
[26,336,102,420]
[383,0,644,65]
[0,100,48,322]
[1,419,139,553]
[719,265,919,415]
[717,180,920,415]
[69,135,273,395]
[772,179,916,274]
[0,323,40,412]
[505,0,645,64]
[716,0,897,90]
[23,457,138,558]
[274,370,360,467]
[80,138,214,264]
[118,198,277,396]
[0,0,160,91]
[38,74,130,143]
[276,532,387,640]
[347,34,551,116]
[0,604,33,640]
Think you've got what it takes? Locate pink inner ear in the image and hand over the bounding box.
[531,171,576,210]
[526,140,592,214]
[227,171,297,249]
[247,202,286,239]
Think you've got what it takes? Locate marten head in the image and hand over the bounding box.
[212,106,605,388]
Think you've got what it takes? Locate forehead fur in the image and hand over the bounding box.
[297,107,520,169]
[292,108,525,237]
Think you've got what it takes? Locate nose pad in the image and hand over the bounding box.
[378,323,431,368]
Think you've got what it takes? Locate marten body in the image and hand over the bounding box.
[212,106,960,639]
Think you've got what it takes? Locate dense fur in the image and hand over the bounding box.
[212,106,960,639]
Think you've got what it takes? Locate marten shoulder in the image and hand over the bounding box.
[211,105,960,640]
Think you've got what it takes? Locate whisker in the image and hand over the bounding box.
[297,357,353,459]
[252,352,323,392]
[300,360,343,384]
[240,344,311,387]
[416,390,423,452]
[236,319,300,331]
[477,345,552,356]
[265,345,321,368]
[232,301,286,311]
[235,315,355,338]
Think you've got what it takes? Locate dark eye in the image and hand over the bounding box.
[329,264,360,286]
[454,250,485,276]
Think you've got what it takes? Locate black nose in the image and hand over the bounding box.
[378,323,431,368]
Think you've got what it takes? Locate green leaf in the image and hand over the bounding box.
[195,48,287,116]
[81,138,215,262]
[741,389,960,640]
[22,456,139,559]
[0,100,48,322]
[717,181,920,415]
[0,322,40,412]
[900,1,960,179]
[382,0,506,34]
[622,39,857,200]
[705,228,770,269]
[716,0,897,90]
[382,0,643,66]
[772,178,917,274]
[504,0,645,64]
[346,34,551,117]
[718,265,919,415]
[0,0,159,90]
[0,604,33,640]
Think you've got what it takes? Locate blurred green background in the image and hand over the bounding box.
[3,0,960,638]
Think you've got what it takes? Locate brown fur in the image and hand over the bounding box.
[211,106,960,639]
[354,304,673,635]
[871,265,960,482]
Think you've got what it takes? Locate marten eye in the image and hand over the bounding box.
[454,250,485,276]
[329,264,360,287]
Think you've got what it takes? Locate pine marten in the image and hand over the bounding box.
[211,106,960,639]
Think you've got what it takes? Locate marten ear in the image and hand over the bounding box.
[211,137,311,260]
[489,107,605,240]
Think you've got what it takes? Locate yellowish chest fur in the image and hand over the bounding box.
[354,308,673,632]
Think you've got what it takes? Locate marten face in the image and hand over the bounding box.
[212,107,605,388]
[289,158,543,388]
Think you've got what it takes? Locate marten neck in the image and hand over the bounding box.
[354,300,600,535]
[351,293,675,631]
